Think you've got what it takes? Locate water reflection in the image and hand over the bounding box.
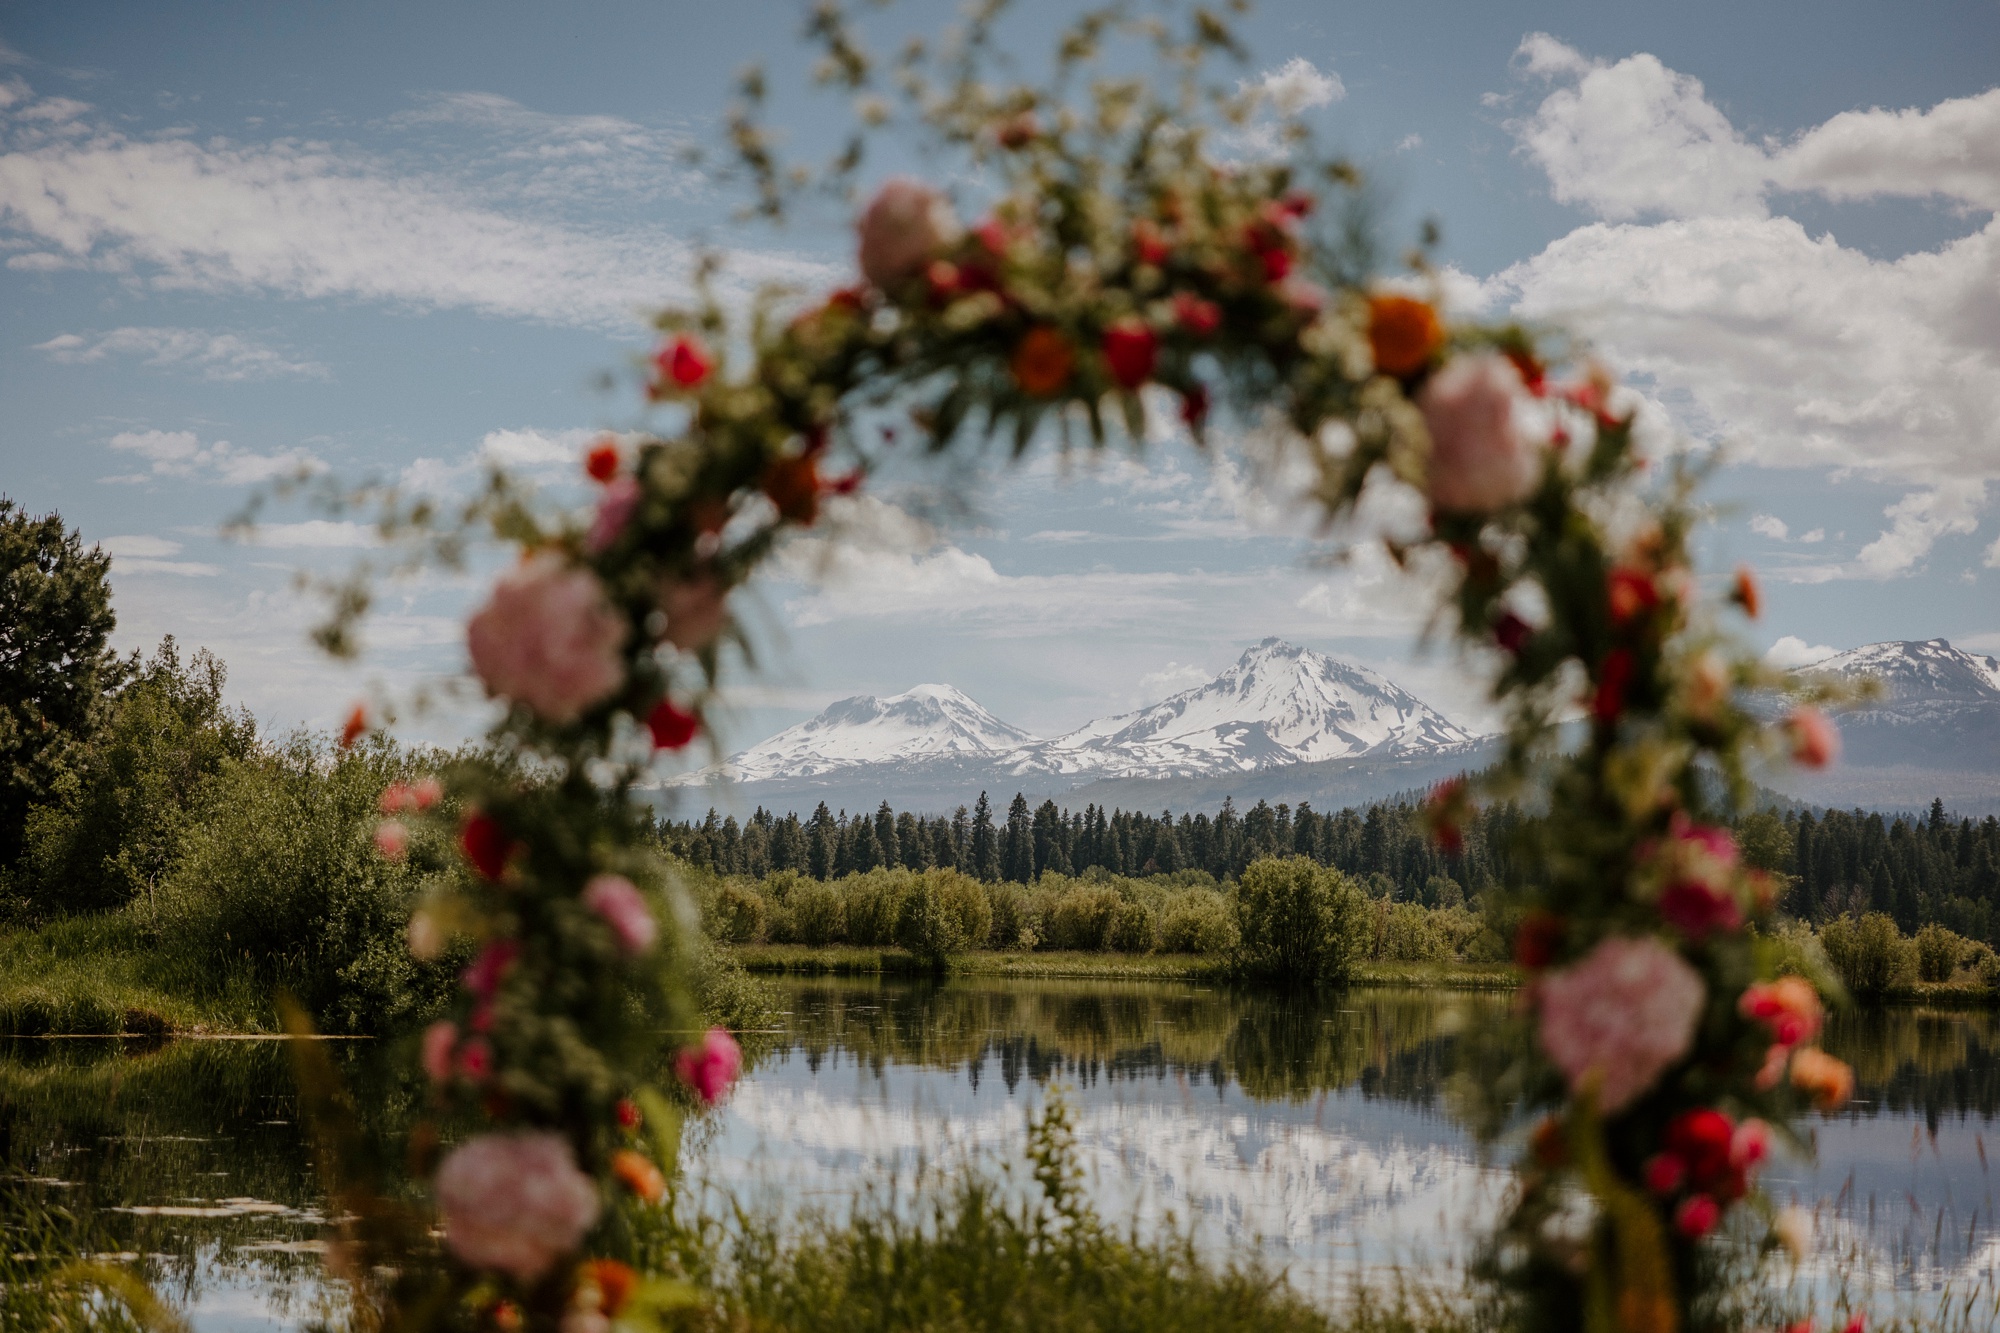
[1,984,1998,1328]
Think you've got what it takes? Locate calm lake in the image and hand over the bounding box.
[5,976,2000,1329]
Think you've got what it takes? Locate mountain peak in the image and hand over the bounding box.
[1808,639,2000,702]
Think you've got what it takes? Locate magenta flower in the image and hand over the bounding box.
[857,178,960,290]
[583,874,657,955]
[1650,817,1743,941]
[675,1026,742,1107]
[1537,935,1705,1114]
[585,475,641,555]
[1418,353,1543,515]
[434,1132,600,1282]
[465,553,627,725]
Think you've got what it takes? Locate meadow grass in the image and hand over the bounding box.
[0,911,274,1035]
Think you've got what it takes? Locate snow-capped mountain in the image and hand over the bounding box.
[1007,639,1477,780]
[688,684,1035,784]
[1773,638,2000,814]
[663,641,1486,813]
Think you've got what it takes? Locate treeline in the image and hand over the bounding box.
[659,791,1519,909]
[1786,800,2000,940]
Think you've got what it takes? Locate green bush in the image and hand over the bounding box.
[896,872,970,968]
[988,882,1039,950]
[709,880,768,944]
[1819,912,1912,997]
[1044,883,1121,951]
[787,878,846,947]
[1107,899,1157,954]
[841,870,912,945]
[1159,890,1235,954]
[1913,922,1964,983]
[1375,902,1454,963]
[935,869,993,949]
[1233,856,1369,988]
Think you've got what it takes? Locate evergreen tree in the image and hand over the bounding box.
[874,801,900,869]
[895,810,928,868]
[807,802,836,879]
[1001,793,1034,883]
[970,793,999,882]
[1032,799,1070,877]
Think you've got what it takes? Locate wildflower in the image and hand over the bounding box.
[763,454,824,525]
[1730,1118,1771,1173]
[1644,1153,1685,1194]
[1172,291,1222,337]
[675,1026,743,1106]
[1664,1108,1735,1188]
[457,1036,493,1081]
[1674,1194,1720,1239]
[615,1098,642,1131]
[1652,818,1743,941]
[340,704,368,749]
[435,1133,600,1282]
[1102,317,1158,390]
[1365,294,1442,377]
[410,777,442,811]
[584,476,640,555]
[584,438,620,483]
[611,1149,666,1203]
[579,1258,637,1317]
[1790,1047,1854,1112]
[1739,977,1823,1048]
[1607,566,1660,625]
[653,334,713,391]
[1592,648,1637,722]
[379,783,415,815]
[647,698,699,751]
[466,554,628,725]
[1536,935,1705,1113]
[421,1021,457,1084]
[1786,707,1840,769]
[374,820,409,861]
[857,178,960,290]
[1513,909,1565,970]
[1011,326,1075,396]
[583,874,657,955]
[1131,218,1172,265]
[1418,353,1542,515]
[460,812,513,882]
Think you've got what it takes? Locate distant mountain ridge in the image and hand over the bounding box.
[664,639,1486,814]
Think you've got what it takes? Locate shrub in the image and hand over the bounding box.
[896,873,969,968]
[1107,899,1156,953]
[1159,890,1235,954]
[787,878,846,947]
[1913,923,1963,983]
[1043,883,1121,951]
[1975,945,2000,993]
[1376,902,1454,963]
[988,883,1039,950]
[934,869,992,949]
[1233,856,1368,987]
[709,880,768,944]
[1819,912,1911,996]
[841,870,912,946]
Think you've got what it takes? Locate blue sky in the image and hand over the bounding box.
[2,1,1997,756]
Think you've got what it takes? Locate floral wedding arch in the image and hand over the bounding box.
[331,6,1854,1331]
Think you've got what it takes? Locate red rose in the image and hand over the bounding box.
[1592,648,1636,722]
[647,698,699,751]
[1101,318,1158,390]
[460,812,513,881]
[1513,909,1565,970]
[655,334,713,390]
[1172,291,1222,337]
[584,438,621,483]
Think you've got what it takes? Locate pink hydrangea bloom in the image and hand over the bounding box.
[583,874,657,955]
[857,178,960,290]
[373,820,409,861]
[466,553,627,724]
[1418,353,1543,515]
[1537,935,1706,1114]
[421,1021,457,1084]
[675,1026,742,1106]
[585,475,641,555]
[1787,706,1840,769]
[434,1132,600,1282]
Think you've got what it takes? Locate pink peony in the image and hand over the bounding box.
[583,874,657,955]
[857,178,960,290]
[1739,976,1822,1048]
[421,1021,458,1084]
[585,476,641,555]
[466,553,628,725]
[434,1132,601,1282]
[409,776,443,810]
[1537,935,1705,1114]
[675,1026,742,1106]
[1418,353,1543,515]
[1787,706,1840,769]
[374,820,409,861]
[1650,817,1743,941]
[1729,1117,1771,1172]
[1674,1194,1720,1239]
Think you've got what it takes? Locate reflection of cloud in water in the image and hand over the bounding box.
[705,1047,1510,1298]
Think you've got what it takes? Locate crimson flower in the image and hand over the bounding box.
[460,812,514,881]
[648,699,700,751]
[1101,317,1158,389]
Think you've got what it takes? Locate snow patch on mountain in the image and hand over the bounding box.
[1803,638,2000,702]
[693,684,1035,783]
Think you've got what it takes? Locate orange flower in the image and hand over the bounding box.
[340,703,369,749]
[1606,566,1660,625]
[1731,565,1761,619]
[1790,1047,1853,1112]
[1366,294,1443,377]
[763,454,824,525]
[580,1258,638,1316]
[1010,326,1075,396]
[584,437,621,483]
[611,1149,666,1203]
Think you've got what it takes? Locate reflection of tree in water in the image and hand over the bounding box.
[1822,1007,2000,1129]
[768,978,1506,1107]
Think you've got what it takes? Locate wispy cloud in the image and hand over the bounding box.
[99,533,219,576]
[34,326,326,380]
[102,428,322,486]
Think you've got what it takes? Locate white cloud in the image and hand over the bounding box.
[1855,481,1985,577]
[1136,662,1214,700]
[1799,528,1825,544]
[1395,133,1423,152]
[1987,534,2000,569]
[1245,58,1344,116]
[33,326,326,379]
[0,80,826,328]
[1487,42,2000,508]
[1765,635,1839,669]
[98,533,220,576]
[1750,513,1789,540]
[104,428,323,486]
[240,519,377,549]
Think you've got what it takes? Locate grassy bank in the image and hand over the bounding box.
[0,913,275,1035]
[729,943,1519,989]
